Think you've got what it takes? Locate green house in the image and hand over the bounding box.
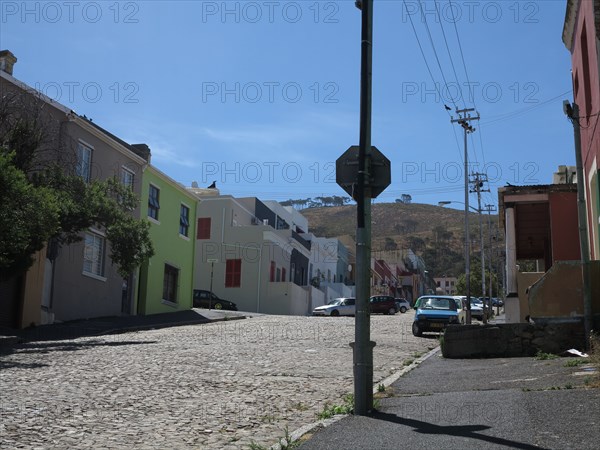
[137,166,197,315]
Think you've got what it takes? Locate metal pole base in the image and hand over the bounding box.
[350,340,377,415]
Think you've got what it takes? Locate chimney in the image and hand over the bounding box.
[131,143,151,163]
[0,50,17,76]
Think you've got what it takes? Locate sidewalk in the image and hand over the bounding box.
[298,350,599,450]
[0,308,247,347]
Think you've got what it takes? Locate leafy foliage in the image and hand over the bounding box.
[0,151,60,275]
[0,90,154,277]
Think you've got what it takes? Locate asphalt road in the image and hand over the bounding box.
[298,352,600,450]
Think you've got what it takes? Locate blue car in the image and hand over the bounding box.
[412,295,460,337]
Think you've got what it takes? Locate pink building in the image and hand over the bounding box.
[563,0,600,259]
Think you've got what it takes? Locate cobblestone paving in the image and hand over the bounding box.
[0,313,437,449]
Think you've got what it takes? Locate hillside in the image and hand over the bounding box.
[301,202,503,277]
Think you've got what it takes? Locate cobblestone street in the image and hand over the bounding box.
[0,313,437,449]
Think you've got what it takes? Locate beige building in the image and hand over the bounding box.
[0,52,149,326]
[434,276,458,295]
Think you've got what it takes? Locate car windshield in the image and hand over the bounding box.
[420,298,453,310]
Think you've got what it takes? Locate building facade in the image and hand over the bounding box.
[563,0,600,259]
[136,166,197,315]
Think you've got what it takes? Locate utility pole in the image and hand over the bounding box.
[471,172,489,322]
[451,109,479,324]
[354,0,374,415]
[484,204,498,316]
[564,101,592,349]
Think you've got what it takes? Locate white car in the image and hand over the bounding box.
[395,298,411,313]
[312,298,356,316]
[453,295,485,322]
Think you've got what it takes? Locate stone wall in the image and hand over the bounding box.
[442,321,587,358]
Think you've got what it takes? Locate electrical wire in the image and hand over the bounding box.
[434,0,465,110]
[418,0,457,110]
[402,0,463,164]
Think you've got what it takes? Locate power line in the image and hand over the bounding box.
[402,0,463,164]
[418,0,457,110]
[482,90,572,126]
[434,0,465,110]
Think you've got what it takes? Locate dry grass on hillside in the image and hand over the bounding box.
[301,202,490,251]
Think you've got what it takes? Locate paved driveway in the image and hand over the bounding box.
[0,312,437,449]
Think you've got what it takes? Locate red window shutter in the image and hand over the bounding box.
[225,259,241,287]
[197,218,211,239]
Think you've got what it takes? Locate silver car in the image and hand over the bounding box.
[312,298,356,316]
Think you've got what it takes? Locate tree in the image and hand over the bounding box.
[0,151,60,275]
[0,89,154,277]
[384,237,398,251]
[455,260,499,297]
[406,236,425,251]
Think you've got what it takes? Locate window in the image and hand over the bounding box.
[197,218,211,239]
[76,143,92,182]
[580,22,593,115]
[83,232,105,277]
[121,168,134,189]
[148,184,160,220]
[270,261,276,282]
[180,204,190,236]
[225,259,241,287]
[163,264,179,303]
[282,267,286,282]
[276,268,281,282]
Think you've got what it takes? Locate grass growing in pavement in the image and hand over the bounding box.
[317,394,354,419]
[588,332,600,388]
[564,358,587,367]
[249,426,299,450]
[535,350,559,360]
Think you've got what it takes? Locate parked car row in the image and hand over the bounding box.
[412,294,505,336]
[312,295,412,316]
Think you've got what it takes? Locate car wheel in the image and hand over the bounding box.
[400,306,407,313]
[388,307,396,315]
[214,302,223,310]
[330,310,340,317]
[412,322,422,337]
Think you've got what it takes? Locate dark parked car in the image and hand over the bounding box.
[412,295,460,336]
[193,290,238,311]
[369,295,397,315]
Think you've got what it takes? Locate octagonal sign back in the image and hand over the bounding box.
[336,145,391,200]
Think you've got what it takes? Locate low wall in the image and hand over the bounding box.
[442,321,586,358]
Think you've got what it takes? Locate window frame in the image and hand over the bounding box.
[162,264,179,304]
[148,184,160,221]
[179,204,190,237]
[83,230,106,280]
[76,141,92,183]
[121,167,135,190]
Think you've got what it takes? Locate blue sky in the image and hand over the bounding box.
[1,1,574,209]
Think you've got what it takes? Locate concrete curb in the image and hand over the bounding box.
[0,314,248,348]
[101,314,247,337]
[373,345,441,393]
[281,345,441,449]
